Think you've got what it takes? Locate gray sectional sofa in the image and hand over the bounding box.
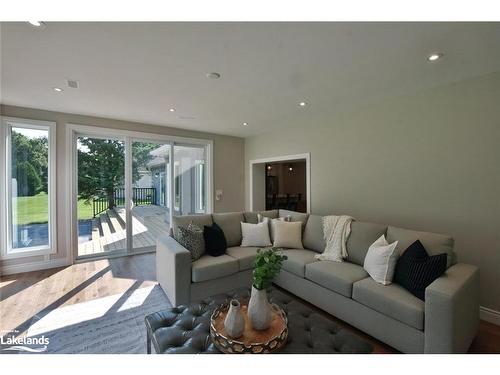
[156,209,479,353]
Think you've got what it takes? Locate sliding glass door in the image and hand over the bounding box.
[73,127,211,260]
[130,140,171,254]
[173,143,207,216]
[76,135,127,257]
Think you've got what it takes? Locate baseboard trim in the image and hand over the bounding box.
[480,306,500,326]
[1,257,70,276]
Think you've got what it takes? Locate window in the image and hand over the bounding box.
[1,118,57,258]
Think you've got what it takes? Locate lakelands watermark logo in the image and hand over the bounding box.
[1,330,49,353]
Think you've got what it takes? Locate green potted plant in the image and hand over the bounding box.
[248,248,287,330]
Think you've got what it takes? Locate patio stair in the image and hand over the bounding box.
[99,212,114,237]
[78,206,170,257]
[93,209,125,237]
[108,208,126,231]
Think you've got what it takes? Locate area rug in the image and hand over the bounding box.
[26,284,171,354]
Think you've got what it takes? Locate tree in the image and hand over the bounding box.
[14,161,43,196]
[77,138,157,209]
[11,131,48,196]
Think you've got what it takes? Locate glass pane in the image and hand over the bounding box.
[131,141,171,254]
[10,127,50,250]
[173,144,207,216]
[77,136,126,257]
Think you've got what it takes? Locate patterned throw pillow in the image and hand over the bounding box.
[393,240,447,300]
[177,223,205,261]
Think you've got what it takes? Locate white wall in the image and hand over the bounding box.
[245,71,500,313]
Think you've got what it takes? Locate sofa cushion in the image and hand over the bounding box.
[302,214,326,253]
[212,212,245,247]
[352,277,425,330]
[278,209,309,230]
[259,209,279,219]
[172,214,213,239]
[386,226,454,268]
[305,261,369,298]
[347,221,388,266]
[243,210,279,224]
[226,246,261,271]
[280,249,318,277]
[243,211,259,224]
[191,254,239,282]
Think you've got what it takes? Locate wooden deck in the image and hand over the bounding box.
[77,205,170,257]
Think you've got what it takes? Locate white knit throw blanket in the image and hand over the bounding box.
[315,215,354,262]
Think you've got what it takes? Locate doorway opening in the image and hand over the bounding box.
[265,160,307,212]
[250,153,310,213]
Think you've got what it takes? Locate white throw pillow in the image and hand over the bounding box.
[240,219,272,247]
[272,220,303,249]
[258,215,288,242]
[363,235,399,285]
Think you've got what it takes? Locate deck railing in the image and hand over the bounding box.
[92,187,157,217]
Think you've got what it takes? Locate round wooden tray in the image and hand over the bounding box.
[210,300,288,354]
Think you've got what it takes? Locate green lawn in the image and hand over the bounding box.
[13,192,94,225]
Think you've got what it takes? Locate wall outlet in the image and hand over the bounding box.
[215,189,223,201]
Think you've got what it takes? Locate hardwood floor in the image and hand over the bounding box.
[1,252,499,353]
[0,254,156,337]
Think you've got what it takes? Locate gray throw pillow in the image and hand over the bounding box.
[177,223,205,261]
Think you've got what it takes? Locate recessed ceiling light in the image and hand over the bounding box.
[299,101,307,107]
[28,21,44,27]
[427,53,443,62]
[206,72,221,79]
[242,122,248,126]
[169,108,175,112]
[53,87,63,92]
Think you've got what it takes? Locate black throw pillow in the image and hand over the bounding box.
[203,222,227,257]
[393,240,447,301]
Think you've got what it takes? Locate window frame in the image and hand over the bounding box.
[173,161,181,212]
[195,159,206,213]
[1,117,57,259]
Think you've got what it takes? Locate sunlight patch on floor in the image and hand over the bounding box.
[27,285,156,336]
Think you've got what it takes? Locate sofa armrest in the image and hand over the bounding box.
[156,234,191,306]
[424,263,480,353]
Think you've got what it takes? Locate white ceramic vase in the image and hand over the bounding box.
[248,286,272,330]
[224,299,245,338]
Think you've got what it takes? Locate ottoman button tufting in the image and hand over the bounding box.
[145,287,373,354]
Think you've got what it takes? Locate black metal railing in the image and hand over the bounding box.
[92,187,157,217]
[92,196,109,218]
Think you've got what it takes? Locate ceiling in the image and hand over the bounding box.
[1,22,500,137]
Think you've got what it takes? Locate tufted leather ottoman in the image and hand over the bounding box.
[145,288,373,354]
